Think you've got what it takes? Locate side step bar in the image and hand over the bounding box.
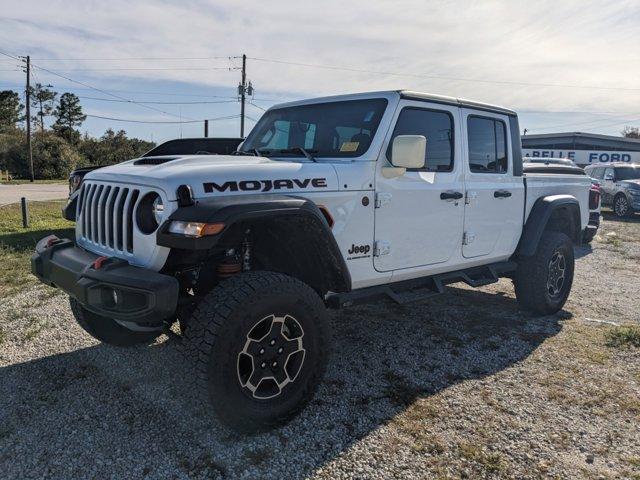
[325,261,517,309]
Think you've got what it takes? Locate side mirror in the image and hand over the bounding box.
[391,135,426,169]
[604,172,614,181]
[382,135,426,179]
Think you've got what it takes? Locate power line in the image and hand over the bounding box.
[31,56,236,61]
[26,61,197,121]
[78,95,238,105]
[248,102,267,111]
[50,66,238,72]
[527,111,640,131]
[85,113,241,124]
[0,79,280,101]
[248,56,640,93]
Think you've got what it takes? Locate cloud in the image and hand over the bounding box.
[1,0,639,138]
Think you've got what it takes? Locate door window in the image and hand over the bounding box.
[604,167,614,180]
[467,116,508,173]
[386,107,454,172]
[589,167,605,179]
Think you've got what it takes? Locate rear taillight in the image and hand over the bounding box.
[589,186,600,210]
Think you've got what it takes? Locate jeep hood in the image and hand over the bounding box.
[84,155,339,201]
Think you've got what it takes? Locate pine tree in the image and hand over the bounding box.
[53,92,86,142]
[29,83,57,131]
[0,90,24,133]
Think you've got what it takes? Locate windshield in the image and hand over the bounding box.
[241,99,388,158]
[616,166,640,180]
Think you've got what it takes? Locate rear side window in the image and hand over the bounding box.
[387,107,454,172]
[467,116,508,173]
[588,167,604,179]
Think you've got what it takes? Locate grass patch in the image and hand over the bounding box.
[457,441,507,473]
[0,200,73,297]
[606,326,640,349]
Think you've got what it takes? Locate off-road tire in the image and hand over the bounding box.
[514,231,574,315]
[614,194,632,218]
[184,271,329,433]
[69,297,161,346]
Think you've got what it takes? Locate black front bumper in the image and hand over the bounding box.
[31,236,179,324]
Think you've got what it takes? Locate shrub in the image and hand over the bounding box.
[5,131,83,179]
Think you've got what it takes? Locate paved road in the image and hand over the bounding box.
[0,183,68,206]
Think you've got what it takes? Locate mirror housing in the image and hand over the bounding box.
[391,135,426,169]
[604,172,614,181]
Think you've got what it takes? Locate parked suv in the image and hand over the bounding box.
[585,163,640,217]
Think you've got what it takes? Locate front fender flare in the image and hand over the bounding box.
[156,194,351,292]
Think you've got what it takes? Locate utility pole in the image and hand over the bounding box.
[24,55,34,182]
[204,119,209,137]
[240,54,246,138]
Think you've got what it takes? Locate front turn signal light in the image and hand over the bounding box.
[168,221,225,237]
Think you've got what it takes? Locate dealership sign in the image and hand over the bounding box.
[522,149,640,164]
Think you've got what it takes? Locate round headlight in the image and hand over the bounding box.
[152,196,164,224]
[136,192,163,234]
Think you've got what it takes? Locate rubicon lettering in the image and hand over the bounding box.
[203,178,328,193]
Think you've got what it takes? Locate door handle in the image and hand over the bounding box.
[440,191,464,200]
[494,190,512,198]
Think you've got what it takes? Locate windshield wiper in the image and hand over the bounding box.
[231,149,262,156]
[278,147,318,162]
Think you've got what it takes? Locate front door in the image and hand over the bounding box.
[602,167,615,205]
[374,101,464,272]
[461,110,524,259]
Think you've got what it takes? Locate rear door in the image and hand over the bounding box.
[461,110,524,259]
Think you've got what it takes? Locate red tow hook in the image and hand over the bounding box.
[46,236,60,248]
[92,256,110,270]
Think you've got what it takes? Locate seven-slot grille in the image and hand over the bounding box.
[76,181,140,254]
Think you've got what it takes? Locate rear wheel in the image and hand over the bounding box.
[184,271,329,432]
[614,194,632,218]
[514,231,574,315]
[69,298,162,346]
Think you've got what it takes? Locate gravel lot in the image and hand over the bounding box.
[1,213,639,479]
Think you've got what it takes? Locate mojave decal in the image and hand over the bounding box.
[203,178,328,193]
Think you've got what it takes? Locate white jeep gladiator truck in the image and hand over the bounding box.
[32,90,592,431]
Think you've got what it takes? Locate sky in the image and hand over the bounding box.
[1,0,639,144]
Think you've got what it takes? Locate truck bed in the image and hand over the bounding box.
[523,171,592,230]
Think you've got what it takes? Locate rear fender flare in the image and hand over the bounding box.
[516,195,581,257]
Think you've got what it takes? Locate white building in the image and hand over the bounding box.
[522,132,640,167]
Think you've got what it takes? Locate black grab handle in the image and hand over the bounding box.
[494,190,512,198]
[440,191,464,200]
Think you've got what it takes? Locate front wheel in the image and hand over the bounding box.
[514,231,575,315]
[614,194,632,218]
[184,271,329,432]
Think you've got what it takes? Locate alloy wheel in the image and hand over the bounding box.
[237,314,306,399]
[615,196,629,217]
[547,251,566,297]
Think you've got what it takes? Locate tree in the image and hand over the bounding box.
[79,129,154,166]
[53,92,86,142]
[621,126,640,139]
[29,83,57,131]
[4,131,83,179]
[0,90,24,133]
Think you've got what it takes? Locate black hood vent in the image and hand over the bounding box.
[133,156,180,166]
